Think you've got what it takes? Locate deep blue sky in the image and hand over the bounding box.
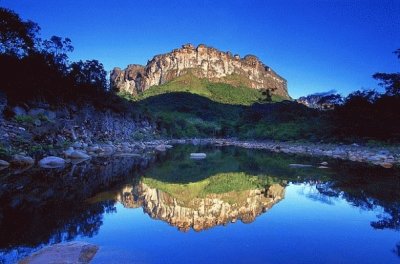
[1,0,399,98]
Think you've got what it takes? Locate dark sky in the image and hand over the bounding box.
[1,0,399,98]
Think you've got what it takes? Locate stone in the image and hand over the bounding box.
[190,153,207,159]
[43,110,56,120]
[155,145,167,152]
[0,160,10,167]
[11,154,35,166]
[289,164,312,168]
[72,142,83,148]
[28,108,45,116]
[115,153,141,157]
[34,119,41,126]
[12,106,26,116]
[379,162,393,169]
[38,156,66,168]
[19,241,98,264]
[110,44,289,98]
[64,148,90,160]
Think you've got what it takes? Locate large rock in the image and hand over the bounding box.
[12,106,27,116]
[19,241,98,264]
[11,154,35,166]
[0,159,10,167]
[111,44,289,98]
[38,156,66,168]
[190,153,207,159]
[64,148,90,160]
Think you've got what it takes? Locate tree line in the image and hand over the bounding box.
[0,7,108,104]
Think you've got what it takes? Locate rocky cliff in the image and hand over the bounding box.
[111,44,289,98]
[116,181,285,232]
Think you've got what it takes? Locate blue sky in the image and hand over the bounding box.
[1,0,399,98]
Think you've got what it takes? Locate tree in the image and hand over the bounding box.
[317,94,343,109]
[69,60,107,92]
[372,48,400,96]
[0,7,40,56]
[41,36,74,73]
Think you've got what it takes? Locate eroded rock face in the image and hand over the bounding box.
[116,181,285,232]
[111,44,289,98]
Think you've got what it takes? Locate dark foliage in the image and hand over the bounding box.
[0,7,110,106]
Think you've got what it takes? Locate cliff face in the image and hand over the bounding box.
[116,181,285,232]
[111,44,289,98]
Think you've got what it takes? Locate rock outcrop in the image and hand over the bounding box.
[111,44,289,98]
[116,181,285,232]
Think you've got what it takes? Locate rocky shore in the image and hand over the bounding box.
[165,138,400,168]
[1,137,399,173]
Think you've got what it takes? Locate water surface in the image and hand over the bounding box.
[0,145,399,263]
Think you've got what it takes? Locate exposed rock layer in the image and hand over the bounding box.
[111,44,289,98]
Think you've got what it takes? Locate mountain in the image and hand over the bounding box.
[110,44,289,99]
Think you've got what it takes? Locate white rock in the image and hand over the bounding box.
[190,153,207,159]
[289,164,312,168]
[38,156,66,168]
[155,145,167,151]
[65,149,90,159]
[0,159,10,167]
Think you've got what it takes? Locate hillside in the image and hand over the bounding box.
[120,72,286,105]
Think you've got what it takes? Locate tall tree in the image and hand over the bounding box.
[0,7,40,56]
[372,48,400,96]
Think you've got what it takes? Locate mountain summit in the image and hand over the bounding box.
[111,44,289,99]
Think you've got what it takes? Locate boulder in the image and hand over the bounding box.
[379,162,393,169]
[289,164,312,168]
[190,153,207,159]
[38,156,66,168]
[155,145,167,152]
[12,106,27,116]
[11,154,35,166]
[19,241,98,264]
[64,148,90,159]
[28,108,45,116]
[43,110,56,120]
[0,159,10,167]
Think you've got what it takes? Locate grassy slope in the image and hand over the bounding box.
[142,172,277,205]
[130,72,286,105]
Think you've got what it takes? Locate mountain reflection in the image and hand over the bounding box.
[115,175,285,231]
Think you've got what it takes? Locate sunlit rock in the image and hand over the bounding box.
[111,44,289,98]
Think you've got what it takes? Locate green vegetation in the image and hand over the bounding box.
[143,172,277,205]
[133,72,285,105]
[14,115,35,124]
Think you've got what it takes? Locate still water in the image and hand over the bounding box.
[0,145,399,263]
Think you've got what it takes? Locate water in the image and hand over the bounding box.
[0,145,399,263]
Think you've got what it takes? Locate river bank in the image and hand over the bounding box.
[1,137,399,174]
[165,138,399,168]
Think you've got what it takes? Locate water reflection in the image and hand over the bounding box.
[113,178,284,231]
[0,145,399,263]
